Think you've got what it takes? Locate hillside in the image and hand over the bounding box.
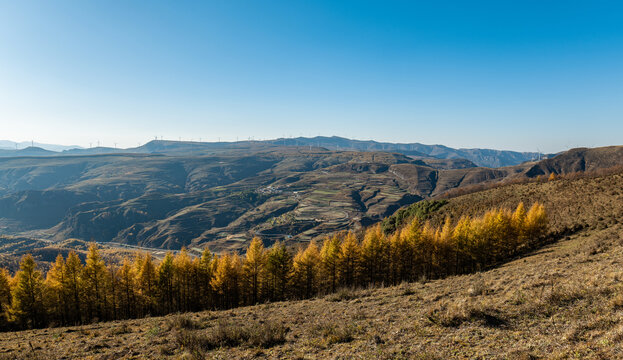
[0,149,431,252]
[2,168,623,359]
[0,145,621,259]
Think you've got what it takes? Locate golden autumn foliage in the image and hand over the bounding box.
[0,202,547,331]
[242,237,267,304]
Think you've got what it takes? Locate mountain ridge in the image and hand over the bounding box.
[0,137,551,168]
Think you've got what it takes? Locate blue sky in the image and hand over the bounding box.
[1,1,622,152]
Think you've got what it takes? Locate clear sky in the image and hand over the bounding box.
[1,1,622,152]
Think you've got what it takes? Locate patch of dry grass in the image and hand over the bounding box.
[174,318,288,356]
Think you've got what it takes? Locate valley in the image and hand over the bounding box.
[0,142,621,269]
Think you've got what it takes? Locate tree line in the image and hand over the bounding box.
[0,202,547,330]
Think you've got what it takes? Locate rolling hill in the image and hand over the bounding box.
[0,144,620,256]
[3,159,623,359]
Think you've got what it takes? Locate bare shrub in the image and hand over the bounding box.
[166,314,199,331]
[175,319,288,352]
[247,321,289,348]
[311,321,357,345]
[326,287,363,302]
[426,300,506,328]
[611,292,623,309]
[467,277,488,297]
[108,323,130,335]
[175,329,212,356]
[543,285,585,307]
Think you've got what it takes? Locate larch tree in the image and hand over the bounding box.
[0,268,12,328]
[44,254,68,325]
[189,257,203,311]
[400,218,425,280]
[198,248,215,309]
[173,249,193,312]
[525,202,548,242]
[136,253,157,315]
[338,231,360,287]
[156,253,175,314]
[83,243,108,321]
[211,253,241,309]
[292,242,321,298]
[452,216,472,273]
[242,237,267,305]
[432,217,454,276]
[388,231,407,284]
[361,225,390,284]
[117,257,136,319]
[264,242,292,301]
[107,264,119,320]
[10,255,45,328]
[511,202,527,241]
[64,251,83,325]
[320,234,341,293]
[0,201,549,332]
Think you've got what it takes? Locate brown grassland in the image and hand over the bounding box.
[2,171,623,359]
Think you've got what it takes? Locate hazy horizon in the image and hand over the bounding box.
[0,135,581,154]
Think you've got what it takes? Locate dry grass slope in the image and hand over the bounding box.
[3,171,623,359]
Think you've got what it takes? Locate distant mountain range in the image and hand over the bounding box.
[265,137,548,168]
[0,140,82,152]
[0,136,549,168]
